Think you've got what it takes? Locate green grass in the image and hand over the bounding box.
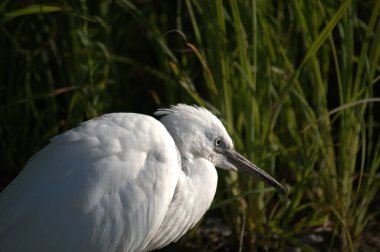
[1,0,379,251]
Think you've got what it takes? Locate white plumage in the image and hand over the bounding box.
[0,104,284,252]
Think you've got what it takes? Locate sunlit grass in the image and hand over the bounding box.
[1,0,379,250]
[121,0,379,250]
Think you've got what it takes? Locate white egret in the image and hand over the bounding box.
[0,104,285,252]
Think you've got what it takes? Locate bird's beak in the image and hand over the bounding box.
[215,147,286,193]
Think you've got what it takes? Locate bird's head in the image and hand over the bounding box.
[156,104,285,193]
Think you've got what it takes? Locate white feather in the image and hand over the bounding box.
[0,104,247,252]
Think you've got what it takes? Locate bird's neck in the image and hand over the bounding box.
[146,156,218,250]
[180,156,218,223]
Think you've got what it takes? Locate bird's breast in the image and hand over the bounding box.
[145,158,218,250]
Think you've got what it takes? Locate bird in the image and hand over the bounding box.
[0,104,285,252]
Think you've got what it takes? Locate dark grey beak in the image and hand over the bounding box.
[215,147,286,193]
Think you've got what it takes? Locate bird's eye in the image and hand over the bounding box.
[214,138,222,146]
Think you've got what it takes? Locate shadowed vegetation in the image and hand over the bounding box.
[1,0,379,251]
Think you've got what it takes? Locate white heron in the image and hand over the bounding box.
[0,104,285,252]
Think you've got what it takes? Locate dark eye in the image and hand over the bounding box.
[214,138,222,146]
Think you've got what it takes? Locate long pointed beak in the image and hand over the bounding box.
[215,147,286,193]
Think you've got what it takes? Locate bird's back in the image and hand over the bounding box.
[0,113,180,252]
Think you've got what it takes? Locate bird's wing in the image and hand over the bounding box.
[0,113,180,252]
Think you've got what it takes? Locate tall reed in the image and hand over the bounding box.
[1,0,379,250]
[119,0,380,250]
